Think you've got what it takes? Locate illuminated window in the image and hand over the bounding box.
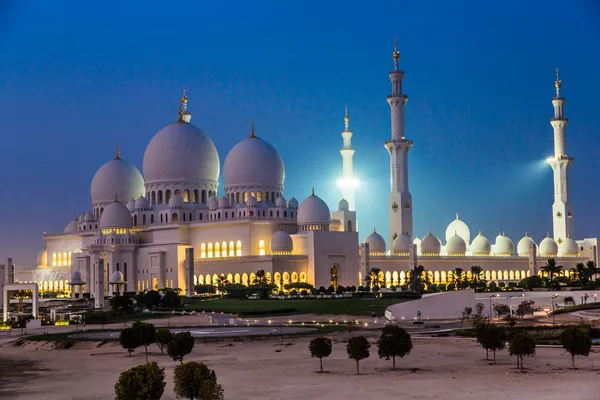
[236,240,242,257]
[250,191,255,198]
[257,192,262,202]
[215,242,220,258]
[175,189,181,197]
[200,243,206,258]
[57,253,63,267]
[259,240,265,256]
[222,241,227,257]
[198,274,204,284]
[229,241,235,257]
[265,192,269,202]
[183,189,190,203]
[212,274,219,286]
[52,253,57,267]
[166,190,171,203]
[68,252,72,265]
[236,192,240,203]
[207,243,213,258]
[243,192,248,202]
[193,189,198,203]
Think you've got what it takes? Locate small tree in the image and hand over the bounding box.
[156,328,173,355]
[377,324,413,369]
[515,300,535,319]
[509,331,536,371]
[347,336,370,375]
[476,324,507,363]
[132,322,156,364]
[560,326,592,369]
[173,361,224,400]
[475,303,485,316]
[309,337,332,372]
[120,327,141,356]
[460,307,472,329]
[136,290,161,310]
[114,361,165,400]
[493,304,510,320]
[168,331,195,363]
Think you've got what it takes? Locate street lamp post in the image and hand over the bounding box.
[488,294,495,319]
[552,294,559,326]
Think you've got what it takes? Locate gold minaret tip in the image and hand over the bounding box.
[181,85,188,104]
[393,38,400,68]
[344,106,349,130]
[555,68,562,96]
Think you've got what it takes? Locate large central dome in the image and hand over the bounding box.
[143,120,220,185]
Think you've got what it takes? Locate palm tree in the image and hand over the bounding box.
[364,268,384,290]
[408,265,429,295]
[571,263,586,288]
[540,258,563,290]
[470,265,483,290]
[452,268,465,290]
[252,269,268,286]
[585,260,599,283]
[215,274,229,297]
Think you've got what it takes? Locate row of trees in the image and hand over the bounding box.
[115,361,223,400]
[119,322,195,364]
[309,324,413,374]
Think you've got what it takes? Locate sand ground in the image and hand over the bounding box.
[1,331,599,400]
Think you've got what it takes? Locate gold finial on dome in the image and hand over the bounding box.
[455,213,459,220]
[181,85,188,105]
[178,85,190,122]
[250,119,256,138]
[311,187,315,196]
[115,142,121,160]
[393,39,400,70]
[555,68,562,97]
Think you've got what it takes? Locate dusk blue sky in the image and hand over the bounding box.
[1,1,599,267]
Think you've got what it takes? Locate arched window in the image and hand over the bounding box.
[236,192,240,203]
[57,253,63,267]
[68,252,72,265]
[243,192,248,203]
[202,190,207,204]
[151,215,155,224]
[215,242,220,258]
[282,272,290,284]
[229,241,235,257]
[182,213,186,222]
[189,213,193,221]
[347,220,352,232]
[274,272,281,285]
[236,240,242,257]
[165,214,169,223]
[227,273,233,283]
[133,215,138,226]
[242,273,248,285]
[183,189,189,203]
[207,243,213,258]
[218,212,221,219]
[166,190,172,203]
[259,240,265,256]
[151,191,156,205]
[143,215,147,225]
[212,274,219,286]
[160,214,163,223]
[123,262,127,281]
[205,275,212,285]
[200,243,206,258]
[222,241,227,257]
[249,272,256,284]
[234,273,240,284]
[257,192,262,202]
[284,211,287,218]
[265,192,270,202]
[174,189,181,198]
[52,253,57,267]
[193,189,199,204]
[291,272,299,283]
[198,274,204,284]
[158,191,163,204]
[199,213,203,221]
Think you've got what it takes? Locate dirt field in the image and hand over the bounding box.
[1,333,599,400]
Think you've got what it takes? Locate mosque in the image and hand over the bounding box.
[15,43,598,305]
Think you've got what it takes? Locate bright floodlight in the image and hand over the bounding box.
[337,177,360,189]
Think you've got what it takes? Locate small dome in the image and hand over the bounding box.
[420,232,441,255]
[559,237,579,256]
[208,196,218,210]
[84,211,94,222]
[64,218,79,234]
[135,196,149,209]
[494,233,514,256]
[471,231,491,256]
[91,156,145,206]
[36,248,47,267]
[246,194,257,207]
[364,230,386,254]
[297,191,331,227]
[218,196,229,208]
[338,198,349,211]
[446,233,467,256]
[539,234,558,257]
[126,198,136,212]
[100,201,132,229]
[109,270,126,284]
[223,134,284,189]
[392,233,412,255]
[288,197,298,209]
[275,196,287,207]
[143,120,220,185]
[78,214,85,223]
[270,230,293,253]
[517,234,536,257]
[69,270,85,285]
[445,213,471,245]
[168,194,183,208]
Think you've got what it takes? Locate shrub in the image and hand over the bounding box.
[173,361,224,400]
[318,286,326,293]
[120,327,141,356]
[300,290,308,296]
[309,337,333,372]
[114,361,165,400]
[447,283,455,291]
[132,322,156,364]
[194,284,216,295]
[488,281,498,291]
[350,286,357,292]
[168,331,195,363]
[377,325,412,369]
[391,285,397,292]
[155,328,173,355]
[290,289,297,296]
[326,286,334,294]
[347,336,371,375]
[560,326,592,369]
[357,286,365,292]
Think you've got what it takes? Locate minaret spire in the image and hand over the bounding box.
[548,68,573,243]
[385,39,413,243]
[338,106,358,211]
[115,142,121,160]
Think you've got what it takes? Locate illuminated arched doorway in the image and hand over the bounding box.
[330,264,339,288]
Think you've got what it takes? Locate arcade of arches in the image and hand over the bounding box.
[370,269,543,288]
[194,271,307,289]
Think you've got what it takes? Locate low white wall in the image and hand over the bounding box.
[385,290,476,320]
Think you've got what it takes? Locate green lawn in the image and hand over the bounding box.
[184,298,406,317]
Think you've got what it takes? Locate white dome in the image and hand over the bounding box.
[275,196,287,207]
[539,235,558,257]
[297,192,331,227]
[246,194,257,207]
[446,233,466,256]
[559,237,579,256]
[78,214,85,223]
[494,234,514,256]
[223,135,284,189]
[421,232,441,255]
[471,232,491,256]
[208,196,218,210]
[168,194,183,208]
[517,234,536,257]
[392,233,412,255]
[109,270,126,284]
[364,230,386,254]
[338,198,349,211]
[84,211,94,222]
[69,270,85,285]
[218,196,229,208]
[135,196,149,209]
[100,201,132,229]
[91,156,145,206]
[126,198,136,212]
[288,197,298,208]
[64,218,79,234]
[270,230,293,253]
[143,120,220,185]
[36,248,47,267]
[445,214,471,245]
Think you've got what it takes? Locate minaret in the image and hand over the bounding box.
[385,40,413,243]
[339,106,357,210]
[548,68,573,243]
